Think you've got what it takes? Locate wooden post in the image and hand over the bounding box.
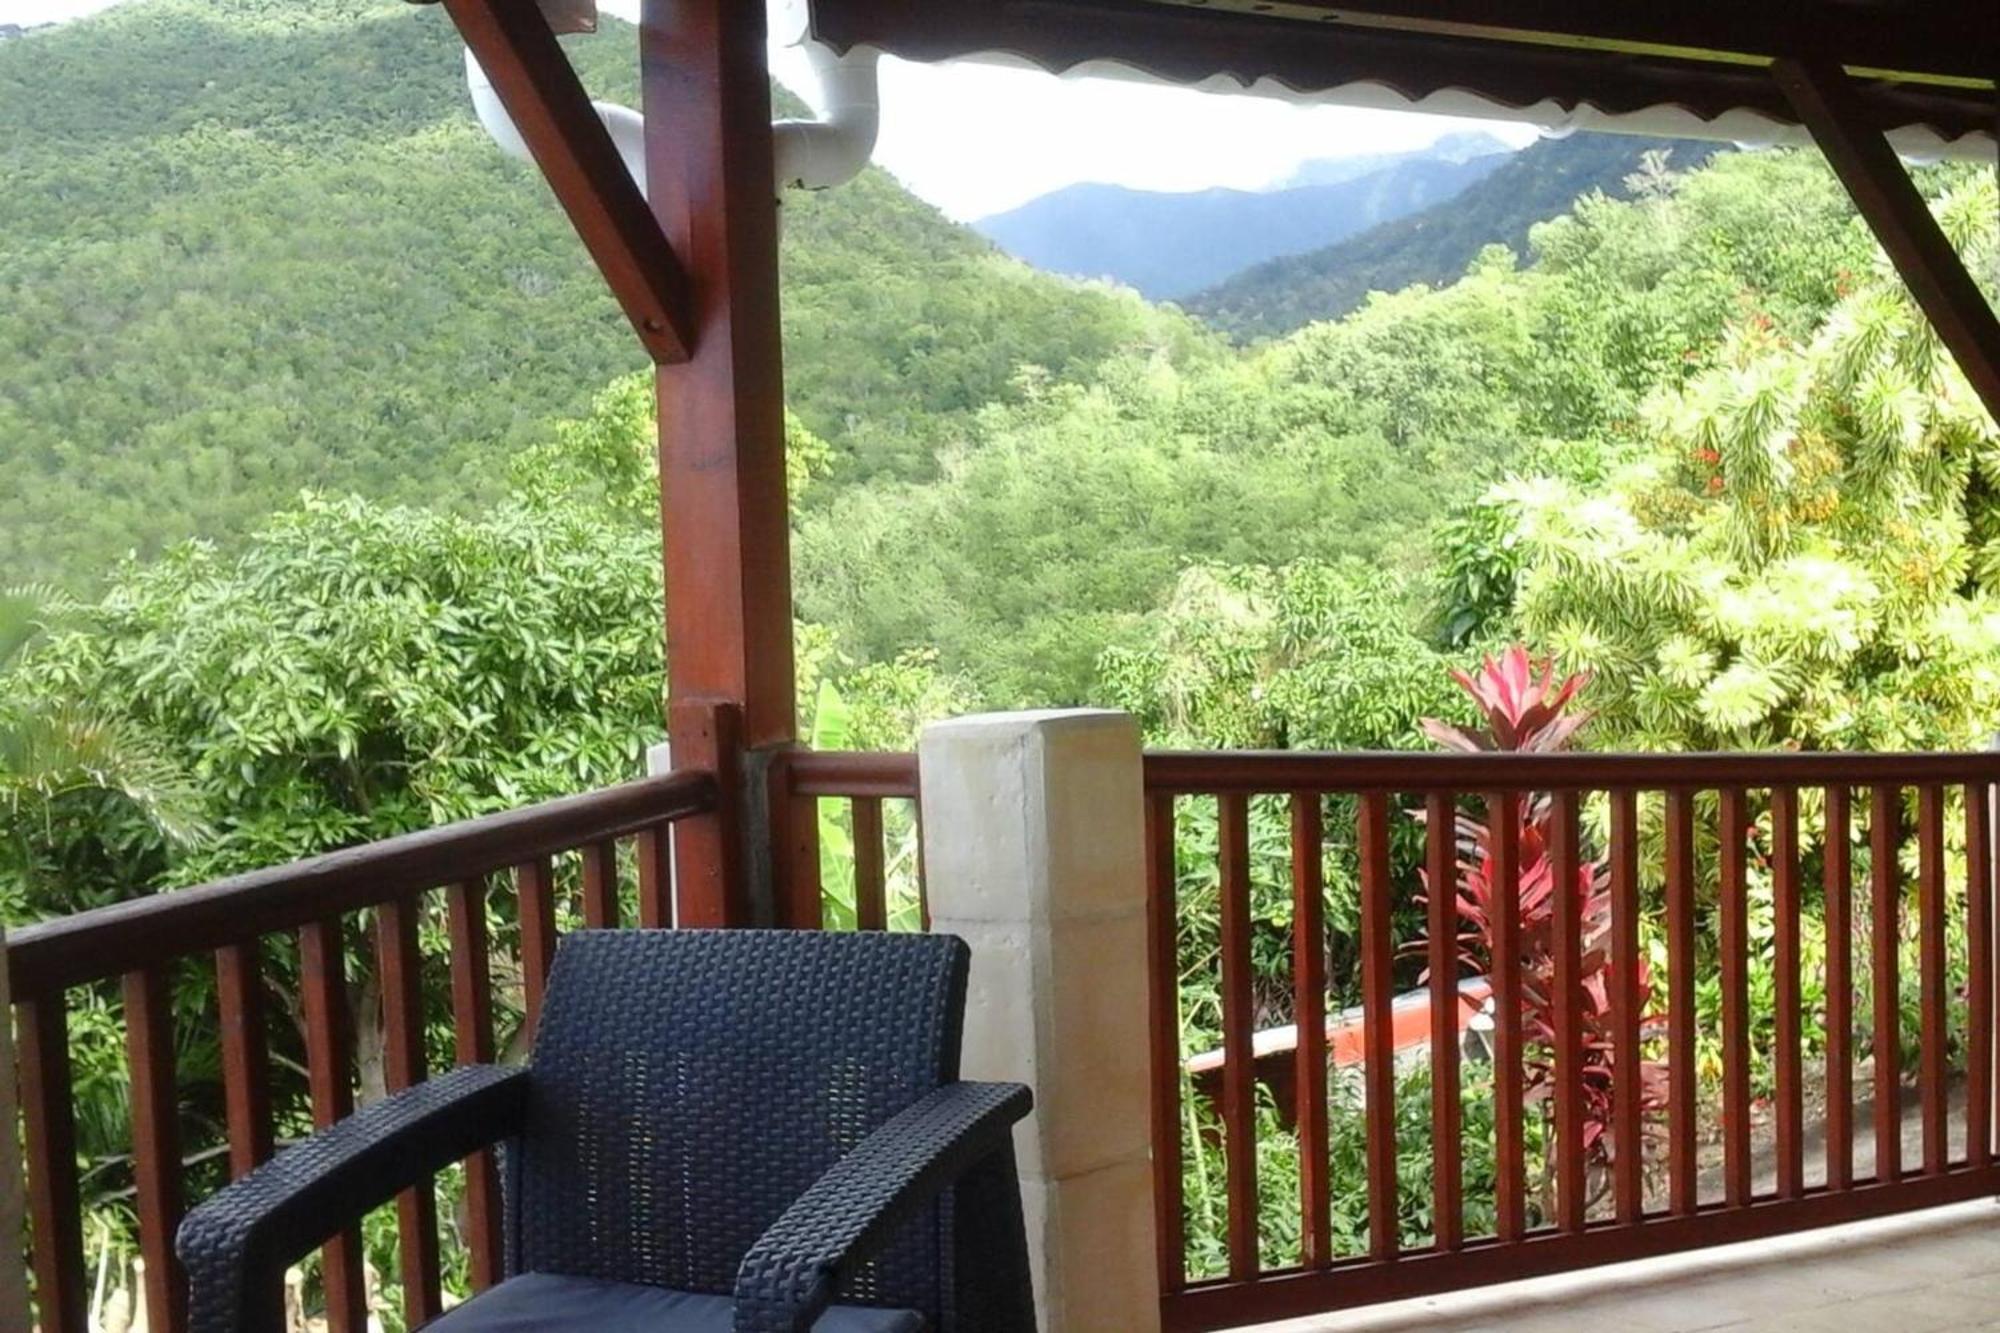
[441,0,693,362]
[1774,57,2000,425]
[642,0,795,925]
[0,930,30,1333]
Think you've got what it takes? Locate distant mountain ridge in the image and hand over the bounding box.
[1278,130,1513,188]
[971,133,1512,300]
[1189,133,1723,340]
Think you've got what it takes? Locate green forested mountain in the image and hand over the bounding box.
[1189,133,1720,340]
[0,0,1195,584]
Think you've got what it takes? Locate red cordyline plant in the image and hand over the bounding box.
[1419,647,1667,1191]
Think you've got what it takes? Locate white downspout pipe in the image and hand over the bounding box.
[465,47,650,193]
[463,41,880,199]
[772,44,880,192]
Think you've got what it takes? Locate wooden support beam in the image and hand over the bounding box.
[1775,57,2000,425]
[443,0,693,364]
[812,0,2000,146]
[1145,0,2000,85]
[643,0,795,922]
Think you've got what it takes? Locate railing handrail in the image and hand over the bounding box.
[1143,748,2000,792]
[8,770,717,1000]
[782,746,2000,799]
[783,749,920,798]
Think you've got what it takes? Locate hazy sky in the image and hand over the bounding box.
[13,0,1534,220]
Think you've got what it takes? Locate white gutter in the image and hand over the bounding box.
[463,41,881,199]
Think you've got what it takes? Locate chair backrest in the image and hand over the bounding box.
[510,929,970,1313]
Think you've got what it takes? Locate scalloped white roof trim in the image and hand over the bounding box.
[772,2,1998,167]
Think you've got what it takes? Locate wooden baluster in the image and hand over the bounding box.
[1550,790,1587,1233]
[1871,785,1902,1183]
[1218,792,1259,1280]
[853,796,887,931]
[1918,785,1947,1174]
[1290,793,1331,1267]
[1145,793,1186,1294]
[377,898,442,1324]
[580,839,621,928]
[215,943,273,1179]
[1425,792,1463,1252]
[637,824,673,928]
[1358,791,1398,1263]
[1825,787,1854,1190]
[1488,790,1525,1242]
[447,878,504,1289]
[125,967,186,1333]
[1665,790,1698,1214]
[300,919,365,1333]
[1609,789,1643,1222]
[516,857,558,1036]
[1772,786,1804,1199]
[1719,789,1751,1206]
[1969,782,1994,1169]
[18,998,86,1333]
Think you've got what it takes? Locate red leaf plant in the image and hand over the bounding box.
[1418,648,1668,1199]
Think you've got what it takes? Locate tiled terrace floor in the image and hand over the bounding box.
[1246,1199,2000,1332]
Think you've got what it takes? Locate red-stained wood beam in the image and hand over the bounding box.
[1774,57,2000,426]
[642,0,795,745]
[642,0,796,921]
[441,0,693,364]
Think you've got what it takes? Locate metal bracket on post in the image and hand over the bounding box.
[740,743,779,927]
[660,707,818,929]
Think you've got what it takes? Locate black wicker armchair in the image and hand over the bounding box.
[178,930,1036,1332]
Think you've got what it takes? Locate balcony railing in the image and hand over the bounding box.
[775,750,925,931]
[15,745,2000,1332]
[1143,750,2000,1331]
[10,770,715,1333]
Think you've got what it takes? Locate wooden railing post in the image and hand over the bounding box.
[668,697,749,926]
[0,927,30,1333]
[767,751,824,929]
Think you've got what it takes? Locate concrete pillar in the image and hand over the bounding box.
[918,710,1161,1333]
[0,928,29,1330]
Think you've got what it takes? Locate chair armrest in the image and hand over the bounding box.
[179,1064,531,1333]
[732,1080,1033,1333]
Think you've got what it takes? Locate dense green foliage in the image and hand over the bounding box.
[798,149,1881,707]
[1468,173,2000,756]
[0,0,1192,581]
[1190,135,1719,339]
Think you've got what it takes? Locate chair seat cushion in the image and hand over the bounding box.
[423,1271,924,1332]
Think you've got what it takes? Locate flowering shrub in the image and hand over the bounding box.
[1420,647,1667,1184]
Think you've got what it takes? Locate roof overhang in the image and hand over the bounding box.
[790,0,2000,161]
